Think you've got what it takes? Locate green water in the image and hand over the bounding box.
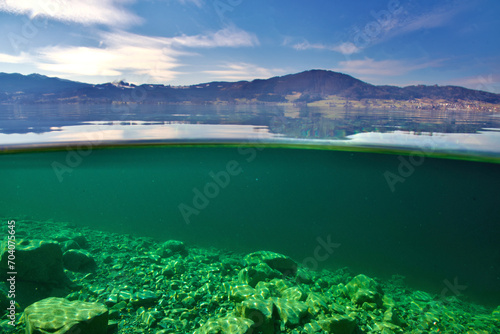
[1,144,499,307]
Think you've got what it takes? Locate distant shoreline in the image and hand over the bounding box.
[1,98,498,113]
[1,70,499,112]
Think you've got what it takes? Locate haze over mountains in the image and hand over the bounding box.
[0,70,499,106]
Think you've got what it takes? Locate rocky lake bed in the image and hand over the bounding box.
[1,218,499,334]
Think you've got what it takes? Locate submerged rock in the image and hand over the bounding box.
[131,290,159,307]
[59,239,81,252]
[296,267,315,284]
[72,235,89,249]
[52,232,88,249]
[306,292,330,315]
[243,251,297,276]
[24,297,108,334]
[137,307,162,328]
[238,263,281,287]
[383,307,405,327]
[237,298,275,334]
[6,218,497,334]
[158,240,186,257]
[345,274,383,307]
[162,259,186,277]
[0,240,69,284]
[0,239,72,308]
[304,320,324,333]
[412,290,434,302]
[372,321,404,333]
[270,297,308,327]
[281,287,307,302]
[317,315,357,334]
[194,315,254,334]
[63,249,97,272]
[493,305,500,320]
[230,284,258,302]
[254,282,272,299]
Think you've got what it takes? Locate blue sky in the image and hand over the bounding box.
[0,0,499,92]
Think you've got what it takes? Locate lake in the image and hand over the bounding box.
[1,103,499,332]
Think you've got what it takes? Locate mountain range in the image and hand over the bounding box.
[1,70,499,106]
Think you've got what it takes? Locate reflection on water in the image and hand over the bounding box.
[1,104,500,157]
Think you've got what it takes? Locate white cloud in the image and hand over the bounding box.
[171,26,259,48]
[0,0,141,27]
[38,45,177,79]
[0,52,31,63]
[444,74,500,94]
[291,4,464,56]
[293,41,360,55]
[204,63,285,81]
[36,31,185,82]
[396,6,458,35]
[334,58,444,77]
[334,42,361,55]
[357,4,464,50]
[292,41,323,51]
[0,27,259,84]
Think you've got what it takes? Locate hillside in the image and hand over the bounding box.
[0,70,499,109]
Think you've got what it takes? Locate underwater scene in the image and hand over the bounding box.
[1,104,500,333]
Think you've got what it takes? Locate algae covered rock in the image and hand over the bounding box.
[306,292,330,315]
[304,320,324,333]
[194,315,254,334]
[24,297,108,334]
[0,239,72,307]
[254,282,272,299]
[372,321,404,333]
[230,284,258,302]
[281,287,307,302]
[493,305,500,320]
[383,307,405,327]
[237,298,275,334]
[345,274,383,307]
[158,240,186,257]
[52,233,88,249]
[238,263,281,287]
[162,259,186,277]
[296,267,315,284]
[63,249,97,272]
[270,297,308,327]
[130,290,159,307]
[0,239,69,285]
[72,235,89,249]
[318,314,356,334]
[411,290,434,302]
[59,240,81,252]
[243,251,297,276]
